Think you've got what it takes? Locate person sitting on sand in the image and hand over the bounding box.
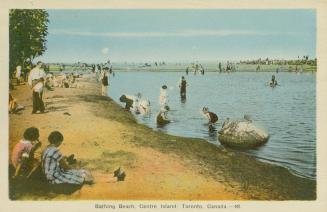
[156,105,170,126]
[41,131,93,187]
[202,107,218,124]
[9,93,25,114]
[269,75,278,87]
[11,127,42,178]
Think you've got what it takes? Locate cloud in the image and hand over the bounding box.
[50,29,290,38]
[101,47,109,55]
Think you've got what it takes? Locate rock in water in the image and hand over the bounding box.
[218,118,269,148]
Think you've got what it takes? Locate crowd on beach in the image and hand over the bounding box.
[9,57,282,197]
[9,60,125,197]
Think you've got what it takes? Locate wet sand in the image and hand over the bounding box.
[9,74,316,200]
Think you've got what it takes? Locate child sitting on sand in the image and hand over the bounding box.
[11,127,42,178]
[41,131,93,187]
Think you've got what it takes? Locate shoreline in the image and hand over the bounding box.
[9,74,316,200]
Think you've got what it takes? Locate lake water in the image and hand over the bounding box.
[108,71,316,179]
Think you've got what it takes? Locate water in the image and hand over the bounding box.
[108,71,316,179]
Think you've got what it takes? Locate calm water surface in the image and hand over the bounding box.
[108,71,316,179]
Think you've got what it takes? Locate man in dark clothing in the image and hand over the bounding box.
[179,76,187,98]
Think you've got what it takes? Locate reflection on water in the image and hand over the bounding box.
[109,71,316,179]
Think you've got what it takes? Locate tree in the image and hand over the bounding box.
[9,9,49,78]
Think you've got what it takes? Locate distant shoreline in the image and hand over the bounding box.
[47,63,317,73]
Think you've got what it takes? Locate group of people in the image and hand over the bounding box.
[11,127,95,192]
[9,61,83,115]
[185,63,205,75]
[118,75,219,129]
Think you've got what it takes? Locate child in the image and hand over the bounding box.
[41,131,93,186]
[119,94,135,111]
[156,105,170,126]
[159,85,168,107]
[202,107,218,124]
[11,127,41,178]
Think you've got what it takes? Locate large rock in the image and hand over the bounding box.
[218,118,269,149]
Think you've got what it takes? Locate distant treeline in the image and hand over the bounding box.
[239,57,316,66]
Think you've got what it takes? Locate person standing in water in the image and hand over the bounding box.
[179,76,187,99]
[270,75,278,87]
[218,62,222,73]
[159,85,169,107]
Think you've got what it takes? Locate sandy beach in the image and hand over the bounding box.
[9,74,316,200]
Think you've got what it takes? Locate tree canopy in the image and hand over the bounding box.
[9,9,49,76]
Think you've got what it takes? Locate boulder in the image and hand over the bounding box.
[218,118,269,149]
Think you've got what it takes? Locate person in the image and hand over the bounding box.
[156,105,170,126]
[179,76,187,98]
[138,98,151,115]
[159,85,168,107]
[15,65,22,85]
[41,131,93,187]
[200,64,205,75]
[185,67,189,75]
[256,65,261,72]
[119,94,135,111]
[11,127,42,178]
[9,93,25,114]
[28,61,46,114]
[269,75,278,87]
[202,107,218,124]
[99,67,109,96]
[218,62,222,73]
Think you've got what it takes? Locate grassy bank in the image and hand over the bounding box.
[9,75,316,200]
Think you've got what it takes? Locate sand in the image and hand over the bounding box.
[8,74,315,200]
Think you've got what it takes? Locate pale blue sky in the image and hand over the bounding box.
[39,9,316,63]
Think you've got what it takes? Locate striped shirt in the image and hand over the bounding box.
[41,146,85,185]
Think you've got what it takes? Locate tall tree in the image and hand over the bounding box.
[9,9,49,77]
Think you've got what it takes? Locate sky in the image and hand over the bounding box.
[39,9,316,63]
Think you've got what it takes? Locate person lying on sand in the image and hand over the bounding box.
[9,93,25,114]
[41,131,94,186]
[11,127,42,179]
[202,107,218,124]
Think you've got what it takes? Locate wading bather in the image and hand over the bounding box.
[156,105,170,126]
